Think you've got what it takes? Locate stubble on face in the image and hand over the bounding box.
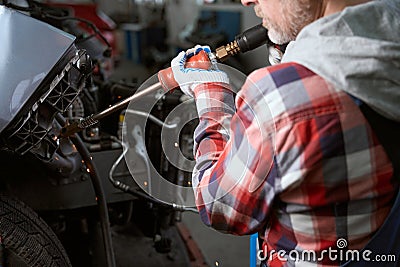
[257,0,315,45]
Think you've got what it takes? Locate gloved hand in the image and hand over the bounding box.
[171,45,229,97]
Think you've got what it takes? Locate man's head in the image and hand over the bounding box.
[241,0,372,45]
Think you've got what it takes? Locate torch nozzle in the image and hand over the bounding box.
[215,23,269,61]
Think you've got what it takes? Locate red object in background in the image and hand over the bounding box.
[45,2,120,78]
[46,2,118,58]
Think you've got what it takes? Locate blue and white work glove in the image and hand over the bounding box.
[171,45,230,97]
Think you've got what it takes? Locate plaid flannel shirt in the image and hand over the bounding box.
[191,62,398,266]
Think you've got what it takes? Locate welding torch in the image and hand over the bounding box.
[59,23,269,138]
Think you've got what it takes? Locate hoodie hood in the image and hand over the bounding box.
[282,0,400,122]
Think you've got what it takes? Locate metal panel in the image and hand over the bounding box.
[0,6,75,132]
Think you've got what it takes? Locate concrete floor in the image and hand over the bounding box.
[181,212,250,267]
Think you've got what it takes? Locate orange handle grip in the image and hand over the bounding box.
[157,50,212,92]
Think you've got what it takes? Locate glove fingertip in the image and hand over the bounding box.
[179,51,187,59]
[203,46,211,53]
[195,46,203,54]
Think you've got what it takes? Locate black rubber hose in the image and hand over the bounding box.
[55,113,116,267]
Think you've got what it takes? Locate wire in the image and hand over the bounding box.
[108,136,198,214]
[4,2,33,12]
[45,14,112,51]
[55,114,116,267]
[125,109,179,129]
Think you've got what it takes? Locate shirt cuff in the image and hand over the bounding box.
[193,82,235,117]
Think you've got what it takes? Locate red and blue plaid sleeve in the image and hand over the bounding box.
[192,77,277,235]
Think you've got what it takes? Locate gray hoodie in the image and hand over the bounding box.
[282,0,400,122]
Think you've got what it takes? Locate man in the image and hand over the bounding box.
[170,0,400,266]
